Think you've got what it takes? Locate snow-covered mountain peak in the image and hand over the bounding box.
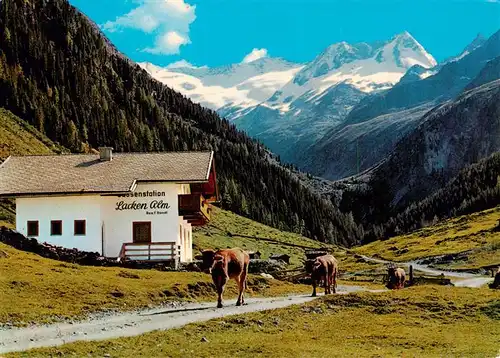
[375,31,437,69]
[293,41,374,86]
[162,56,300,79]
[262,32,436,114]
[141,31,437,120]
[139,57,303,114]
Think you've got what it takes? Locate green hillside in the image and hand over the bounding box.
[0,108,67,228]
[0,107,65,160]
[0,240,310,325]
[194,207,337,267]
[344,206,500,273]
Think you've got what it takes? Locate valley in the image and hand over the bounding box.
[0,205,498,356]
[0,0,499,356]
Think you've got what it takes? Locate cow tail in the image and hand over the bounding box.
[244,261,249,289]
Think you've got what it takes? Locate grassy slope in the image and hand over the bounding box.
[0,108,64,159]
[0,108,66,228]
[3,204,496,325]
[346,206,500,272]
[0,242,310,325]
[194,207,337,267]
[1,204,330,326]
[193,208,382,287]
[15,286,500,358]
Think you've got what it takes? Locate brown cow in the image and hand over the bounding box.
[387,265,406,289]
[311,254,338,297]
[201,248,250,308]
[489,267,500,289]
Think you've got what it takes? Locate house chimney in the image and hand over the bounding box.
[99,147,113,161]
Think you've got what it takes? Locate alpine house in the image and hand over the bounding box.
[0,148,218,265]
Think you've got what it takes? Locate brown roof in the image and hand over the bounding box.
[0,151,214,196]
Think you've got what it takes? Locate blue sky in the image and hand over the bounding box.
[70,0,500,67]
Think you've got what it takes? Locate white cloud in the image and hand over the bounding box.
[242,48,268,63]
[144,31,189,54]
[166,59,207,69]
[102,0,196,55]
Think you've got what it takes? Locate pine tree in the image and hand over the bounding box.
[240,194,249,216]
[66,120,78,151]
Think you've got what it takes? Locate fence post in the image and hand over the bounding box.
[409,265,414,286]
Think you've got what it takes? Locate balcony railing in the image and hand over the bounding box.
[178,193,211,226]
[119,242,180,266]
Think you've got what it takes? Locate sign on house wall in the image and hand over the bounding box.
[101,183,180,256]
[114,190,171,215]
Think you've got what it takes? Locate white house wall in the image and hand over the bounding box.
[16,195,102,253]
[15,182,194,262]
[100,182,181,257]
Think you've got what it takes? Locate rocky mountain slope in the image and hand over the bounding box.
[375,79,500,207]
[338,79,500,226]
[344,30,500,125]
[302,103,435,180]
[303,31,500,179]
[465,55,500,90]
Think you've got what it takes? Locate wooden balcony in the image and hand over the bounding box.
[178,193,211,226]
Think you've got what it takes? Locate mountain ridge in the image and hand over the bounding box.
[300,30,500,180]
[142,31,436,120]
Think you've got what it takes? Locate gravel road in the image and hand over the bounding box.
[0,285,381,354]
[358,254,493,288]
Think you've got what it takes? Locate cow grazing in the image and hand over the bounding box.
[489,267,500,289]
[311,254,338,297]
[201,248,250,308]
[387,265,406,289]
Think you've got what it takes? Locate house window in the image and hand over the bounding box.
[51,220,62,236]
[27,221,39,237]
[132,222,151,243]
[74,220,86,236]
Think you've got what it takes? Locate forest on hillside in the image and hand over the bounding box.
[364,153,500,242]
[0,0,363,246]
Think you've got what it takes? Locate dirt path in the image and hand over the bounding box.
[0,285,382,354]
[358,255,493,288]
